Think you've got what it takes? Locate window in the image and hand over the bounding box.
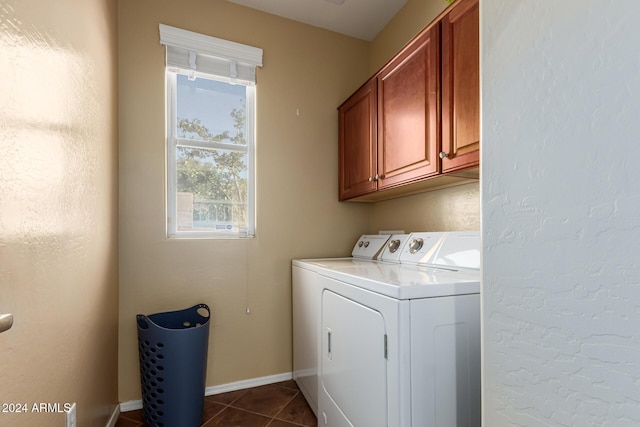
[160,24,262,238]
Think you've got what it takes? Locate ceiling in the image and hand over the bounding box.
[227,0,408,41]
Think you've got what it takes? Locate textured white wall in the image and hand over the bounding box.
[482,1,640,426]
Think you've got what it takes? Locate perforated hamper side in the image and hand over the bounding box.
[137,303,210,427]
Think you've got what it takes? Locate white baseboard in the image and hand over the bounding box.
[105,404,120,427]
[119,399,142,412]
[119,371,293,413]
[204,372,293,395]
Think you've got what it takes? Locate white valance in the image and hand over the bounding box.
[159,24,263,83]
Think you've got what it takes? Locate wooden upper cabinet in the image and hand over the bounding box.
[338,79,377,201]
[377,24,440,189]
[441,0,480,173]
[337,0,479,201]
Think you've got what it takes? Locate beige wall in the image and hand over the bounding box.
[118,0,480,403]
[118,0,371,402]
[370,182,480,233]
[369,0,448,73]
[0,0,119,425]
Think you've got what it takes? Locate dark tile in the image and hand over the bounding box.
[231,384,298,417]
[268,419,308,427]
[274,380,299,391]
[202,400,227,424]
[117,382,313,427]
[206,388,249,405]
[115,416,142,427]
[119,409,144,423]
[274,393,317,427]
[202,406,271,427]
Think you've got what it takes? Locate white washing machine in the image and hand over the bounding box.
[292,232,481,427]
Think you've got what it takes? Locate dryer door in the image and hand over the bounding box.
[320,289,387,427]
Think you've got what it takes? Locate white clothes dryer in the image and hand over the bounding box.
[292,233,396,415]
[292,231,481,427]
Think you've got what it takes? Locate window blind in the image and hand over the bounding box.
[159,24,263,83]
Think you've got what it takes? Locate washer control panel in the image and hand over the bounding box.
[379,234,411,262]
[399,232,446,265]
[388,239,401,253]
[430,231,480,270]
[408,238,424,254]
[399,231,480,269]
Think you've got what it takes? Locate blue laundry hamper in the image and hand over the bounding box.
[137,304,210,427]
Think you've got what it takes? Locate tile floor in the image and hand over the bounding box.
[115,380,317,427]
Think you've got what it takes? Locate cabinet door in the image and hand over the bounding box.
[377,24,440,189]
[441,0,480,173]
[338,79,377,201]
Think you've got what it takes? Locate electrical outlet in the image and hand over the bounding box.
[66,403,76,427]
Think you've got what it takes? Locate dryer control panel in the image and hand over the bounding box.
[351,235,390,259]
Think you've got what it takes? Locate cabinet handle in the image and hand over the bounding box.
[374,174,382,180]
[439,151,449,159]
[368,176,374,182]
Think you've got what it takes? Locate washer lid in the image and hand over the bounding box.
[351,234,391,259]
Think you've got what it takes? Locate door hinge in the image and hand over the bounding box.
[384,334,388,359]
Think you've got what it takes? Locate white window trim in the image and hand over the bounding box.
[161,24,261,239]
[159,24,263,70]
